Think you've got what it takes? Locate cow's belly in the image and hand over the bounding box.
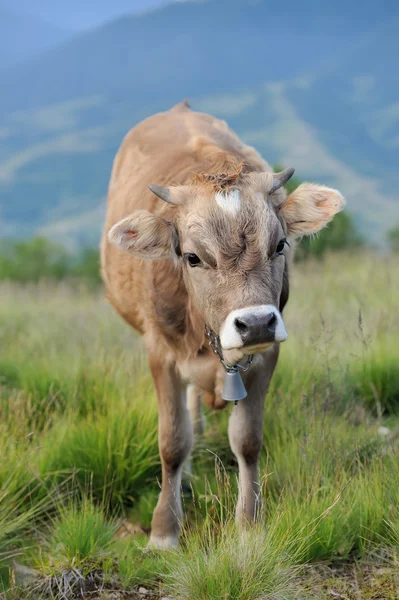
[178,352,221,393]
[179,352,227,411]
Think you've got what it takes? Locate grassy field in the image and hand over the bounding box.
[0,251,398,599]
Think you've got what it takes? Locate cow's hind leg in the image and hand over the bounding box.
[182,383,205,481]
[187,383,205,438]
[228,347,279,524]
[148,354,193,549]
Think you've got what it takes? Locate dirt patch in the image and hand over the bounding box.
[299,560,399,599]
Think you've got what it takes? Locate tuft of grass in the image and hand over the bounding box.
[164,523,299,600]
[0,469,53,593]
[47,498,117,568]
[0,473,51,561]
[41,398,160,510]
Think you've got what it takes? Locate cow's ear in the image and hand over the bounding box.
[108,210,178,259]
[279,183,345,236]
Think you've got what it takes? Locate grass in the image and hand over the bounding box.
[164,526,299,600]
[0,251,398,598]
[117,543,166,590]
[40,396,159,508]
[47,498,117,568]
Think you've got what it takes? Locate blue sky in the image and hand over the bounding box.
[0,0,173,30]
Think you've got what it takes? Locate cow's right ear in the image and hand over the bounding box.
[108,210,179,259]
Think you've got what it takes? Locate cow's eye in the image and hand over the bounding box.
[186,253,202,267]
[276,239,287,255]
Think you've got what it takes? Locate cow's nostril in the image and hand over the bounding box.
[267,313,277,333]
[234,318,249,335]
[231,311,280,347]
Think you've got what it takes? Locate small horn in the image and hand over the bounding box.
[149,184,173,204]
[270,167,295,194]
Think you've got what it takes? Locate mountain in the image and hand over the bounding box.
[0,0,398,248]
[1,0,396,115]
[282,16,399,238]
[0,8,70,71]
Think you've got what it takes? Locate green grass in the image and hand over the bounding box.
[0,469,54,593]
[0,251,398,598]
[40,396,160,508]
[47,498,117,568]
[164,526,299,600]
[117,542,166,590]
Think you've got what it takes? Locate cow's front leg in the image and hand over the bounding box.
[228,348,279,524]
[148,354,193,549]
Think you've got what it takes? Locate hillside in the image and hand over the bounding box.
[0,0,398,247]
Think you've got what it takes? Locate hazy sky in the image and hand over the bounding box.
[0,0,174,30]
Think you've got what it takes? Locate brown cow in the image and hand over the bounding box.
[101,101,344,549]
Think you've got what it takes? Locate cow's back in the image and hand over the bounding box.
[101,102,269,335]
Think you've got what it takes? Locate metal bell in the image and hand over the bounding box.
[222,368,248,402]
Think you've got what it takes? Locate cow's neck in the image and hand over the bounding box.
[150,259,205,360]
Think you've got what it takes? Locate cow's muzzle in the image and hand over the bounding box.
[220,305,287,352]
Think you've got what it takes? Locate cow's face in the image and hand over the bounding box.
[109,170,344,364]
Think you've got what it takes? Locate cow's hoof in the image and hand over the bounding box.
[148,534,179,550]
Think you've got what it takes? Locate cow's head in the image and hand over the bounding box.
[109,167,344,364]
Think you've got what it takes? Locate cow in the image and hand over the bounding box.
[101,101,344,549]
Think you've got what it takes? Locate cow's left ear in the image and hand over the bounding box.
[279,183,345,236]
[108,210,178,259]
